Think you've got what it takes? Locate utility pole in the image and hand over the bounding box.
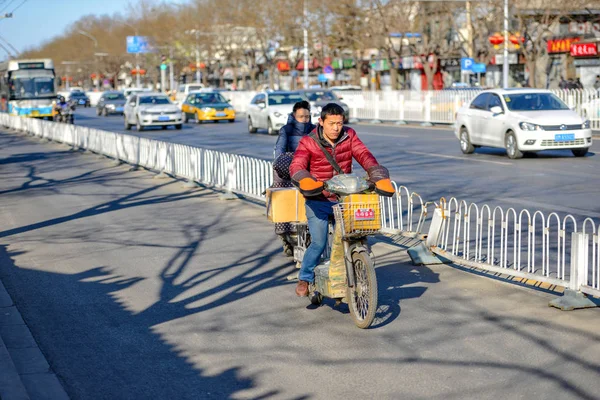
[503,0,509,88]
[169,47,174,91]
[78,30,100,90]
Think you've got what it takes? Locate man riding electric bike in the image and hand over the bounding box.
[289,103,395,297]
[53,95,75,124]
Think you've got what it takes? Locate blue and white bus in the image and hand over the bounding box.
[0,58,56,118]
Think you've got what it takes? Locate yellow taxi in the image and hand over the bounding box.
[181,91,235,123]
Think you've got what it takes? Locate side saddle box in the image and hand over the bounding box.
[266,187,307,223]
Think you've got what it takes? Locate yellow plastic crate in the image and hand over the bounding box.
[335,193,381,236]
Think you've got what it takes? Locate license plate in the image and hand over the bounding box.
[79,100,85,104]
[116,107,123,112]
[354,208,375,221]
[216,112,226,117]
[555,134,575,142]
[157,116,170,121]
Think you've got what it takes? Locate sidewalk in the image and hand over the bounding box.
[0,128,599,399]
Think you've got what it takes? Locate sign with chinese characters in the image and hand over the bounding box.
[354,208,375,221]
[570,43,598,57]
[547,38,580,54]
[568,22,600,35]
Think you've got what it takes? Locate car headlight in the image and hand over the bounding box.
[273,111,282,118]
[582,120,590,129]
[225,107,234,112]
[519,122,544,131]
[201,107,214,113]
[106,104,115,109]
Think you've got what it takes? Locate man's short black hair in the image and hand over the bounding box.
[321,103,345,121]
[293,100,311,113]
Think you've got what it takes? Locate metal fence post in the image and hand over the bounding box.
[421,92,433,127]
[370,92,381,124]
[219,157,238,200]
[396,92,407,125]
[549,232,597,310]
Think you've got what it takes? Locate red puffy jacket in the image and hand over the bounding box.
[290,126,379,201]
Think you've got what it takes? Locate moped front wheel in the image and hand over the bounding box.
[347,251,378,329]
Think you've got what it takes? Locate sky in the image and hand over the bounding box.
[0,0,189,56]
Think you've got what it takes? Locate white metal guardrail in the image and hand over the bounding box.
[1,113,598,306]
[0,114,272,201]
[224,89,600,129]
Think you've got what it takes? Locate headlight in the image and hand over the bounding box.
[106,104,115,109]
[273,111,282,118]
[519,122,544,131]
[225,107,234,112]
[582,120,591,129]
[201,107,214,113]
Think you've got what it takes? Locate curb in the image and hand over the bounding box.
[0,268,69,400]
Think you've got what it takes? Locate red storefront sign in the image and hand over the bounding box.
[547,37,580,54]
[570,42,598,57]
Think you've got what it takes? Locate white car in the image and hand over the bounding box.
[455,89,592,159]
[247,91,308,135]
[124,92,183,131]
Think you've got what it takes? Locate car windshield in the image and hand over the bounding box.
[305,91,338,102]
[268,93,306,106]
[105,93,125,100]
[139,96,171,105]
[70,92,86,98]
[503,93,569,111]
[194,93,227,104]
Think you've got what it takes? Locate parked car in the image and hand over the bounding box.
[299,89,350,122]
[181,91,235,123]
[124,92,183,131]
[455,89,592,159]
[174,83,206,107]
[68,90,90,108]
[123,87,151,99]
[247,91,308,135]
[96,91,127,116]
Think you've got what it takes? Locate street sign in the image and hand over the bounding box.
[460,57,474,71]
[323,65,333,74]
[127,36,152,54]
[471,63,486,73]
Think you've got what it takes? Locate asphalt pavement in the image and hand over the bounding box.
[73,107,600,222]
[0,128,599,399]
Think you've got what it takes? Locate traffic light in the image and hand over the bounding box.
[160,54,167,71]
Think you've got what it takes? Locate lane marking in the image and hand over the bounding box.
[360,131,409,138]
[405,151,513,166]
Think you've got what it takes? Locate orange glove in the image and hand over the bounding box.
[298,177,324,197]
[375,178,395,197]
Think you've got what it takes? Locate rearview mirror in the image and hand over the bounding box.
[490,106,503,114]
[258,102,266,109]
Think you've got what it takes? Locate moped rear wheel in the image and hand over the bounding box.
[347,251,377,329]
